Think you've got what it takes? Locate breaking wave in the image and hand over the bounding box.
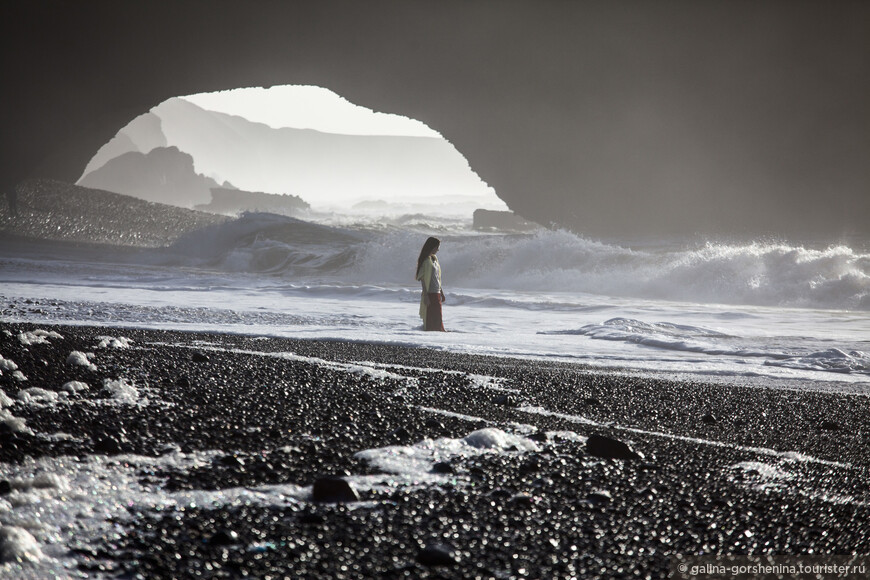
[139,213,869,311]
[145,213,365,274]
[357,228,870,311]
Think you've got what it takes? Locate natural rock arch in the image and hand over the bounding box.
[2,1,868,236]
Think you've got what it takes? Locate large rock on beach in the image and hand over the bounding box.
[311,476,359,503]
[585,433,643,460]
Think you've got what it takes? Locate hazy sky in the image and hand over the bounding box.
[183,85,442,138]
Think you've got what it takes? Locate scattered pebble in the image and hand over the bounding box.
[208,529,239,546]
[586,490,612,506]
[417,543,458,567]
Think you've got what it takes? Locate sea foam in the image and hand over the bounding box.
[0,526,44,564]
[355,428,540,477]
[102,378,140,404]
[17,329,62,346]
[66,351,96,371]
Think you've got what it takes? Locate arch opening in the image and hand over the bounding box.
[77,85,509,225]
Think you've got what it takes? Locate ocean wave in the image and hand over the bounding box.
[555,318,870,377]
[144,212,366,274]
[546,317,769,357]
[764,349,870,375]
[356,228,870,310]
[130,213,868,311]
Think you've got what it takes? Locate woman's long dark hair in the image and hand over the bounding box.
[416,236,441,278]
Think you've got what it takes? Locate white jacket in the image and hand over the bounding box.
[416,256,442,320]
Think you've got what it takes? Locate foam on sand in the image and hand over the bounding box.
[101,378,141,404]
[16,388,60,405]
[0,451,308,577]
[0,355,26,382]
[0,355,19,372]
[355,428,540,478]
[60,381,89,394]
[65,351,96,371]
[0,429,537,579]
[96,335,133,349]
[16,329,63,346]
[0,414,29,435]
[0,526,45,565]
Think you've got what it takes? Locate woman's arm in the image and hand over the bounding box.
[419,259,433,292]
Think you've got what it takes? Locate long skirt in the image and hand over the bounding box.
[425,293,445,331]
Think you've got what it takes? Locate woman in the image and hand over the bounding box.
[415,236,446,331]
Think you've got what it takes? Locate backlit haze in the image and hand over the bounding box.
[184,86,441,137]
[81,85,508,219]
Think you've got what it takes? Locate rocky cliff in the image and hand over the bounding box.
[79,146,224,207]
[196,187,310,217]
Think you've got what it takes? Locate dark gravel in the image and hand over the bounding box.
[2,321,869,579]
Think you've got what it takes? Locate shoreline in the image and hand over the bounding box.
[2,321,869,578]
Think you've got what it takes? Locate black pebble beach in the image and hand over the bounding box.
[1,321,869,579]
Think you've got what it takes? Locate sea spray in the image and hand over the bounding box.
[355,228,870,310]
